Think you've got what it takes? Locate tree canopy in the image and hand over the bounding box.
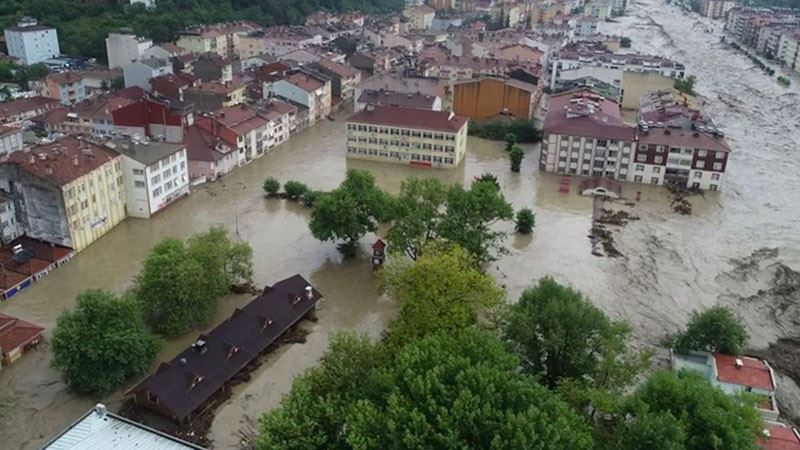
[504,277,648,390]
[379,245,504,346]
[671,305,749,355]
[51,290,160,396]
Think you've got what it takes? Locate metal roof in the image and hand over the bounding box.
[42,404,205,450]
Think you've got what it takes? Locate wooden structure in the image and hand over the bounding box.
[371,239,387,268]
[0,313,44,366]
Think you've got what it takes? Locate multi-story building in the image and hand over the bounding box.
[183,125,238,184]
[0,192,23,244]
[0,96,61,126]
[123,57,173,91]
[105,31,153,70]
[0,126,23,156]
[264,72,331,126]
[725,7,800,47]
[192,53,234,83]
[702,0,739,19]
[403,5,436,30]
[183,81,246,113]
[42,93,136,137]
[176,22,262,59]
[195,104,279,166]
[584,0,613,21]
[112,96,194,144]
[453,78,541,122]
[540,90,637,180]
[356,89,442,112]
[3,17,60,65]
[778,30,800,70]
[312,59,362,101]
[0,136,126,252]
[107,138,189,218]
[42,72,87,105]
[346,105,469,168]
[259,26,323,57]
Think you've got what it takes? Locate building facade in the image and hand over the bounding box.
[3,17,60,65]
[264,72,331,126]
[0,126,23,156]
[453,78,540,121]
[43,72,87,105]
[105,31,153,70]
[346,105,469,168]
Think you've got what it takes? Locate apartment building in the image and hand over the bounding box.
[3,17,60,65]
[112,96,194,144]
[540,90,637,180]
[195,104,277,166]
[176,22,260,59]
[726,8,800,47]
[107,138,189,218]
[346,105,469,168]
[0,193,22,244]
[0,126,23,156]
[264,72,331,125]
[453,78,541,122]
[183,125,238,184]
[584,0,613,21]
[403,5,436,30]
[183,81,246,113]
[123,57,174,91]
[312,59,362,101]
[356,89,442,112]
[0,136,126,252]
[105,31,154,69]
[778,30,800,70]
[702,0,739,19]
[260,26,323,57]
[42,72,87,105]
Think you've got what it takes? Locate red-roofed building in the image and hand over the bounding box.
[150,73,198,102]
[0,236,73,300]
[0,96,61,125]
[0,313,44,365]
[112,96,194,143]
[41,71,87,105]
[346,105,469,168]
[264,71,331,126]
[195,104,284,166]
[183,125,237,184]
[760,422,800,450]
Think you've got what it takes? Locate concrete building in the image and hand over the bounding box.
[702,0,740,19]
[176,22,260,59]
[105,31,154,70]
[193,53,234,83]
[183,125,238,184]
[42,404,205,449]
[584,0,613,21]
[3,17,60,65]
[123,57,173,91]
[346,105,469,168]
[112,96,194,144]
[130,0,156,8]
[264,72,331,126]
[195,104,279,166]
[619,71,676,110]
[260,27,323,57]
[42,72,87,105]
[106,138,189,218]
[356,89,442,112]
[403,5,436,30]
[453,77,541,122]
[0,192,22,244]
[183,81,246,113]
[778,30,800,70]
[0,136,127,252]
[0,126,23,157]
[0,313,44,364]
[0,96,61,126]
[760,423,800,450]
[312,59,362,101]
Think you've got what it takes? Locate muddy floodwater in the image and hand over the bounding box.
[2,0,800,448]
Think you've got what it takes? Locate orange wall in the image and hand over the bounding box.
[453,79,532,121]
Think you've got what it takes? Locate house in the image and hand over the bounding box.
[176,22,261,60]
[0,96,61,125]
[260,26,323,57]
[193,53,234,83]
[42,93,136,137]
[312,59,362,101]
[453,78,541,121]
[0,313,44,365]
[263,71,331,125]
[127,275,322,423]
[106,137,189,218]
[3,17,60,65]
[105,31,153,69]
[183,125,237,184]
[0,126,23,156]
[42,404,205,449]
[42,71,87,105]
[356,89,442,112]
[123,57,174,91]
[259,98,299,134]
[403,5,436,30]
[183,81,246,113]
[75,68,123,93]
[759,422,800,450]
[112,96,194,143]
[0,136,126,252]
[0,237,73,299]
[150,72,197,102]
[671,350,778,419]
[195,104,276,166]
[142,42,190,61]
[346,105,469,168]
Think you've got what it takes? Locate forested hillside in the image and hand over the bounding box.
[0,0,403,61]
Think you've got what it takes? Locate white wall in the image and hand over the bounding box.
[106,33,153,70]
[4,27,60,65]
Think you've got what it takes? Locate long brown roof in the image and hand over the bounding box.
[544,89,636,141]
[639,127,731,153]
[3,136,120,186]
[348,105,468,133]
[0,313,44,355]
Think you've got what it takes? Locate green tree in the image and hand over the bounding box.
[263,177,280,195]
[309,169,393,258]
[625,371,761,450]
[505,277,648,390]
[603,411,687,450]
[135,238,214,335]
[510,144,524,172]
[504,132,517,152]
[438,179,514,265]
[379,245,504,346]
[346,328,594,450]
[51,290,160,396]
[515,208,535,234]
[283,180,309,199]
[620,37,632,48]
[387,178,448,260]
[671,305,749,355]
[187,227,254,287]
[300,190,322,208]
[674,75,697,95]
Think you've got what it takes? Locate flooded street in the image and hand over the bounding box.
[1,1,799,447]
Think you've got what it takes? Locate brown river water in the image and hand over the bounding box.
[2,1,800,447]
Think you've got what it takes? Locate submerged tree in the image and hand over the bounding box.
[671,305,749,355]
[510,145,524,172]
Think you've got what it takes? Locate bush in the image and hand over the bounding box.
[620,37,632,48]
[301,190,323,208]
[469,119,540,143]
[510,145,524,172]
[778,75,790,86]
[263,177,280,195]
[284,180,309,199]
[515,208,535,234]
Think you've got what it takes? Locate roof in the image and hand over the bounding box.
[3,136,120,186]
[0,96,60,120]
[714,353,774,391]
[544,89,635,141]
[358,75,442,98]
[348,105,468,133]
[639,127,731,153]
[184,126,231,162]
[127,275,322,422]
[285,72,324,92]
[42,404,205,450]
[0,125,21,137]
[5,24,54,32]
[47,72,84,85]
[358,89,438,110]
[105,139,185,166]
[759,423,800,450]
[315,59,359,78]
[186,81,244,95]
[0,313,44,354]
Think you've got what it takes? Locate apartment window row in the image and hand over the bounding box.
[347,146,453,164]
[348,124,455,141]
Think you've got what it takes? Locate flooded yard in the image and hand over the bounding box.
[2,1,800,447]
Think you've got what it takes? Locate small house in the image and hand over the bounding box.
[0,313,44,366]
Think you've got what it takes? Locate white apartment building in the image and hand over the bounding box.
[123,57,173,91]
[346,105,469,168]
[0,126,23,156]
[0,194,22,244]
[264,72,331,126]
[107,138,189,218]
[778,31,800,70]
[3,17,60,65]
[105,31,154,69]
[403,5,435,30]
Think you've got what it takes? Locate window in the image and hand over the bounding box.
[652,166,661,174]
[716,152,725,160]
[698,150,707,157]
[635,164,645,172]
[656,146,665,154]
[692,182,700,189]
[713,162,723,171]
[655,156,663,164]
[147,391,159,404]
[152,187,162,197]
[709,184,718,191]
[634,175,643,182]
[151,175,160,185]
[711,173,720,181]
[637,154,646,162]
[132,168,144,175]
[650,177,659,184]
[694,172,702,179]
[596,139,607,147]
[695,160,705,168]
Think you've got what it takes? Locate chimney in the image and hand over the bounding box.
[305,285,313,299]
[735,358,744,368]
[94,404,107,418]
[73,155,79,167]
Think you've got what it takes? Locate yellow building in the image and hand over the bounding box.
[346,105,469,168]
[0,136,127,252]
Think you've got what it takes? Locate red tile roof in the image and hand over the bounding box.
[348,105,468,133]
[544,89,635,141]
[316,59,359,78]
[0,125,21,138]
[286,72,324,92]
[638,127,731,153]
[184,125,231,162]
[759,424,800,450]
[3,136,120,186]
[714,353,774,391]
[0,313,44,355]
[47,71,84,85]
[0,96,60,121]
